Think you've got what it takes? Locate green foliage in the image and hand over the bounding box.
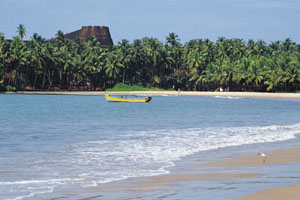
[0,84,14,91]
[0,83,6,91]
[5,85,14,91]
[17,24,26,40]
[1,25,300,92]
[106,83,172,91]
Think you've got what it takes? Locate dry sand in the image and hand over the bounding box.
[4,91,300,99]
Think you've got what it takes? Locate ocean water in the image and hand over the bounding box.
[0,94,300,199]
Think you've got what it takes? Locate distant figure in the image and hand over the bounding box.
[178,88,180,93]
[258,152,267,164]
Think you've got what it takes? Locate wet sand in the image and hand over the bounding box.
[203,148,300,167]
[203,147,300,199]
[235,184,300,200]
[75,173,261,195]
[4,91,300,99]
[68,144,300,199]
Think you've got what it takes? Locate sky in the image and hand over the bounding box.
[1,0,300,44]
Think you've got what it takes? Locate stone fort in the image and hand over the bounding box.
[64,26,113,47]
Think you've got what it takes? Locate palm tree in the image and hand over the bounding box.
[55,30,64,42]
[2,28,300,92]
[186,39,211,90]
[132,39,145,84]
[70,54,84,83]
[216,37,228,59]
[143,37,163,85]
[287,52,300,91]
[42,42,56,89]
[234,56,264,91]
[249,56,265,91]
[166,33,183,88]
[7,36,29,88]
[17,24,27,40]
[82,37,104,89]
[0,33,7,80]
[282,38,294,52]
[105,51,122,85]
[118,39,132,84]
[263,57,283,92]
[29,33,46,89]
[166,32,180,46]
[231,39,245,60]
[155,46,171,88]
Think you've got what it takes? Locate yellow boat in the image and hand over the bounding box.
[105,93,152,103]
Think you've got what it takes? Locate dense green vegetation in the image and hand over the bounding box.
[1,25,300,92]
[106,83,173,92]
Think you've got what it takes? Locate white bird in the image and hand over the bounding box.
[258,152,267,164]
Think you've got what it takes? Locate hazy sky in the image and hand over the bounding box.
[1,0,299,44]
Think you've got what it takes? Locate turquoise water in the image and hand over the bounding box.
[0,94,300,199]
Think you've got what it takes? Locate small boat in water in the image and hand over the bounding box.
[105,93,152,103]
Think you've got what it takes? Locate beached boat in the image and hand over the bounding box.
[105,93,152,103]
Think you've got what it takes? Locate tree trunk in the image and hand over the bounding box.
[47,69,54,89]
[42,72,46,89]
[59,69,62,90]
[14,68,19,87]
[33,73,38,90]
[123,68,125,83]
[51,70,54,88]
[66,72,69,88]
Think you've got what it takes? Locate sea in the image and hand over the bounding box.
[0,94,300,200]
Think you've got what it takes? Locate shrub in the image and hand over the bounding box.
[106,83,175,91]
[0,83,6,91]
[5,85,14,91]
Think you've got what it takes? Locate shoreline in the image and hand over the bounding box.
[2,90,300,99]
[68,137,300,199]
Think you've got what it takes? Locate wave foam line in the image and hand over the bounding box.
[0,178,83,185]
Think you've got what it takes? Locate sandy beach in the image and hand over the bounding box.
[234,183,300,200]
[203,148,300,167]
[67,140,300,199]
[4,90,300,99]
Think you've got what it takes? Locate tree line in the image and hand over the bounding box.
[1,24,300,92]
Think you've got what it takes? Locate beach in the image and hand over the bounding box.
[235,184,300,200]
[5,90,300,99]
[62,136,300,200]
[1,93,300,199]
[102,92,299,199]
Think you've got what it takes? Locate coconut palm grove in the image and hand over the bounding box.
[0,24,300,92]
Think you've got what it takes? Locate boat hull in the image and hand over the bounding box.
[105,94,151,103]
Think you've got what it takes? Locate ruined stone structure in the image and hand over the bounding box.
[64,26,113,47]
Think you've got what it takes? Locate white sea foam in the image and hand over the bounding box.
[0,178,82,200]
[67,123,300,184]
[214,96,241,99]
[8,187,54,200]
[0,178,83,185]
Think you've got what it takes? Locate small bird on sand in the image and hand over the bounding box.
[258,152,267,164]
